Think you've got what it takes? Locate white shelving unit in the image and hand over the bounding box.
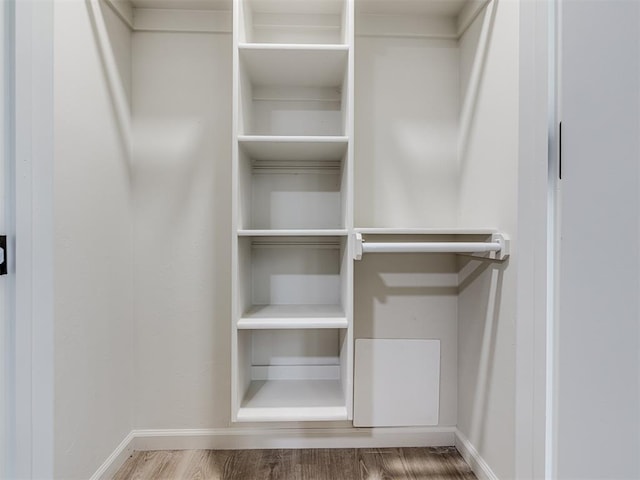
[232,0,354,423]
[232,0,507,427]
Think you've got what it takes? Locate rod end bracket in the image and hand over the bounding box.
[354,233,363,261]
[492,233,510,260]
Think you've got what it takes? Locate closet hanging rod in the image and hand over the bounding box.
[353,233,509,261]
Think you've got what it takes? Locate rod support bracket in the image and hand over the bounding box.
[354,233,363,261]
[491,233,510,260]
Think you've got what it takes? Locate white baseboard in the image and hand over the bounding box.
[92,426,456,478]
[90,431,135,480]
[133,426,456,451]
[455,429,499,480]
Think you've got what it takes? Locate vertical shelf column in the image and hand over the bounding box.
[343,0,355,422]
[231,0,242,422]
[231,0,355,423]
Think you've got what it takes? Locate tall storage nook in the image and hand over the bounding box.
[231,0,355,422]
[231,0,517,440]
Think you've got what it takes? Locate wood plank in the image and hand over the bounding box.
[179,450,231,480]
[113,450,184,480]
[112,447,477,480]
[298,449,358,480]
[358,447,477,480]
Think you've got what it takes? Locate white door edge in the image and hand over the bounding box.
[12,0,55,478]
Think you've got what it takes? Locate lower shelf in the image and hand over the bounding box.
[237,379,348,422]
[238,304,347,329]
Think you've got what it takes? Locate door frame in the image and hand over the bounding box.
[516,1,554,478]
[1,0,9,475]
[10,0,55,477]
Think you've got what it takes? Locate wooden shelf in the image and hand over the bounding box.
[238,305,347,329]
[239,135,348,162]
[237,379,348,422]
[239,44,348,87]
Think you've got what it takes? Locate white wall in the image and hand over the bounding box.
[354,36,460,228]
[353,22,463,430]
[557,1,640,478]
[132,31,232,429]
[53,1,134,478]
[457,2,519,479]
[354,251,459,427]
[351,4,523,468]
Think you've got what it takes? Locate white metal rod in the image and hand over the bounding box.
[361,241,502,254]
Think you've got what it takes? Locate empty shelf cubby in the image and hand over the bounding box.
[236,236,349,323]
[235,328,349,422]
[238,45,348,136]
[237,137,348,231]
[239,0,348,45]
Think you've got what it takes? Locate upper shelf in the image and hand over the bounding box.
[355,227,498,235]
[239,44,348,88]
[355,0,491,40]
[240,0,347,44]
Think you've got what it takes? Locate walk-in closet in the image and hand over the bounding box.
[8,0,640,479]
[37,0,537,478]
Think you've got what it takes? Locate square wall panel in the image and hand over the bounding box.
[354,339,440,427]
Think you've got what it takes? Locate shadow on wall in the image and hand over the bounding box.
[458,0,498,175]
[87,0,234,427]
[458,254,507,453]
[86,0,132,179]
[356,252,458,335]
[355,36,460,228]
[129,30,233,427]
[354,248,506,431]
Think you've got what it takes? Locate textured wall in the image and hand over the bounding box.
[54,1,134,478]
[132,31,232,428]
[457,2,519,480]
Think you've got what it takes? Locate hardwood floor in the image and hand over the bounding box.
[113,446,477,480]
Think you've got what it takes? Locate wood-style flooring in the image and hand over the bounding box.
[113,446,477,480]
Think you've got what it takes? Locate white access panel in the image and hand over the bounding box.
[354,339,440,427]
